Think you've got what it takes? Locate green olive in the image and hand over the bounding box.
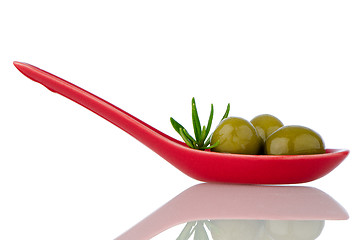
[211,117,262,154]
[251,114,284,142]
[265,125,325,155]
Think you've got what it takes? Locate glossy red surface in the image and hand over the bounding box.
[13,61,349,184]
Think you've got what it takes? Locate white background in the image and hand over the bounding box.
[1,1,361,239]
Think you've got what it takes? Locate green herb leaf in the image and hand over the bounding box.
[171,118,196,147]
[170,98,230,151]
[181,128,196,145]
[200,125,206,144]
[204,104,214,142]
[220,103,230,122]
[180,128,196,148]
[191,98,202,143]
[170,117,185,135]
[201,140,220,150]
[204,135,211,147]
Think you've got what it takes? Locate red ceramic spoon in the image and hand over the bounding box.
[13,61,349,184]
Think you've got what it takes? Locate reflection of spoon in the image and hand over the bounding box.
[115,183,348,240]
[13,61,349,184]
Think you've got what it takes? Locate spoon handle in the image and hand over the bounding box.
[13,61,183,152]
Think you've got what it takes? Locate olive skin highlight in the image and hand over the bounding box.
[265,125,325,155]
[251,114,284,142]
[211,117,262,154]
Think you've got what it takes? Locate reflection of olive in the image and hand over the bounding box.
[211,117,262,154]
[265,125,325,155]
[250,114,283,142]
[265,220,325,240]
[208,220,264,240]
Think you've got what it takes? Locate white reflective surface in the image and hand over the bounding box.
[116,184,347,240]
[1,1,362,239]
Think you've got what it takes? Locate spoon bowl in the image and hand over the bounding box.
[13,61,349,184]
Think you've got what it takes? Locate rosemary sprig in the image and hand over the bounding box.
[170,98,230,150]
